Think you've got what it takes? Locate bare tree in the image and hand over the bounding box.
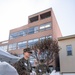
[31,38,60,65]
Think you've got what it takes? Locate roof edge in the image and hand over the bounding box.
[58,34,75,41]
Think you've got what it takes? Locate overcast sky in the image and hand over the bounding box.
[0,0,75,41]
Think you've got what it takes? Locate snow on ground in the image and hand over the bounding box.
[0,61,18,75]
[50,70,60,75]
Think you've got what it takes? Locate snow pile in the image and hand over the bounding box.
[50,70,60,75]
[0,61,18,75]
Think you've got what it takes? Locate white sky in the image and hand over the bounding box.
[0,0,75,41]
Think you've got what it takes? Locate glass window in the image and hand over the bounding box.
[28,39,34,47]
[34,26,38,33]
[9,32,18,40]
[40,37,45,41]
[18,30,25,37]
[34,39,39,44]
[40,22,51,31]
[28,39,39,47]
[0,45,8,51]
[46,35,52,39]
[18,41,27,49]
[66,45,72,56]
[9,29,28,40]
[3,45,8,51]
[9,26,38,40]
[23,29,28,36]
[45,22,51,30]
[40,26,44,29]
[28,26,38,34]
[28,27,34,34]
[9,43,17,51]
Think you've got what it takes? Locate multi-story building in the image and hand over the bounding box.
[0,8,62,67]
[58,34,75,75]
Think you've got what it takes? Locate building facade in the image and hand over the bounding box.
[58,35,75,75]
[0,8,62,55]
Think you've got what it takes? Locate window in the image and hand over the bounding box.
[46,35,52,39]
[40,11,51,19]
[40,37,45,41]
[28,39,34,47]
[3,45,8,51]
[18,30,25,37]
[9,32,18,40]
[9,43,17,50]
[23,29,28,36]
[40,22,51,31]
[28,26,38,34]
[18,29,28,37]
[0,45,8,51]
[28,39,39,47]
[66,45,72,56]
[40,36,52,41]
[29,16,38,23]
[34,26,38,33]
[18,41,27,49]
[34,39,39,44]
[9,26,38,40]
[9,29,28,40]
[28,27,34,34]
[0,46,3,49]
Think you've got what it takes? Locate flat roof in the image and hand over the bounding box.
[28,8,52,18]
[58,34,75,41]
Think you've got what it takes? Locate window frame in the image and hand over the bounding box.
[66,45,72,56]
[9,32,18,40]
[18,41,27,49]
[9,43,17,51]
[40,36,45,41]
[40,22,51,31]
[28,38,39,47]
[0,45,8,51]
